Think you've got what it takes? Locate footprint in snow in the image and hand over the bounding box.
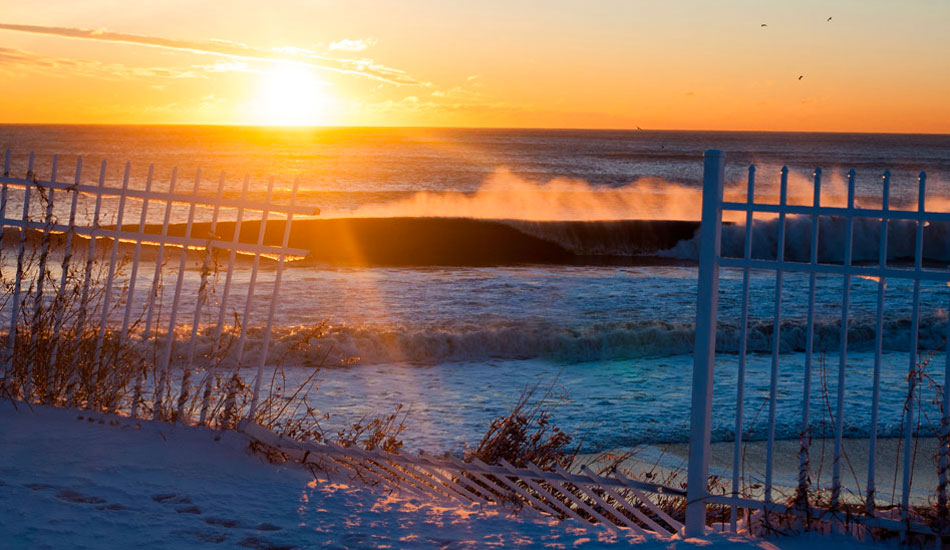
[151,493,201,514]
[96,503,131,511]
[23,482,128,510]
[152,493,192,504]
[24,483,58,491]
[204,517,283,531]
[56,489,107,505]
[174,529,230,544]
[204,517,241,528]
[153,492,282,535]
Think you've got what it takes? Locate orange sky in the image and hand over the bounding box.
[1,1,948,132]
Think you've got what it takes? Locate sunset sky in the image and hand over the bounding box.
[1,0,948,132]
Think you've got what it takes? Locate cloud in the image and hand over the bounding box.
[328,38,376,52]
[359,92,510,116]
[430,86,482,100]
[0,47,74,69]
[192,60,256,73]
[0,46,199,79]
[197,93,226,110]
[272,45,316,56]
[0,22,419,85]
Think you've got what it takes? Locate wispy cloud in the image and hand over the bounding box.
[329,38,376,52]
[0,22,420,85]
[360,92,508,116]
[431,86,482,100]
[192,60,256,73]
[0,46,199,79]
[0,47,68,69]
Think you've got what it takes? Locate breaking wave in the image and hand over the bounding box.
[153,213,950,267]
[144,217,700,266]
[238,314,950,367]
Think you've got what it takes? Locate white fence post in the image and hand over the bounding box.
[685,149,725,537]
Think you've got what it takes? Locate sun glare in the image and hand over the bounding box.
[253,64,330,126]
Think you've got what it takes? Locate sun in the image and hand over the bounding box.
[252,64,331,126]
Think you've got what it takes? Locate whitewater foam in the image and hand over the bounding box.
[665,215,950,263]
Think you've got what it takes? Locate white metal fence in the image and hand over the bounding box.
[0,150,312,423]
[687,149,948,539]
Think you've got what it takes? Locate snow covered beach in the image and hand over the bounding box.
[1,128,948,545]
[0,402,898,549]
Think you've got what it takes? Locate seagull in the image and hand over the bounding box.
[761,23,768,27]
[827,16,833,22]
[798,75,804,80]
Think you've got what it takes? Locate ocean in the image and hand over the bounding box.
[2,125,950,453]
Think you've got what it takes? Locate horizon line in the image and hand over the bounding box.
[1,122,948,137]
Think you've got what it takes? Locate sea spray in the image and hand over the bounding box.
[665,215,950,263]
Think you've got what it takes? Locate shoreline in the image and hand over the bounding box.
[581,436,942,506]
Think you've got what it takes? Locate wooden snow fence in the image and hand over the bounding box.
[242,421,685,537]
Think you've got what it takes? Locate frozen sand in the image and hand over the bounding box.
[0,402,897,549]
[585,437,940,507]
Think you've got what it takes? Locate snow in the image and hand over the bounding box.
[0,402,895,550]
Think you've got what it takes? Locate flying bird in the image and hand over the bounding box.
[761,23,768,27]
[827,16,833,22]
[798,75,804,80]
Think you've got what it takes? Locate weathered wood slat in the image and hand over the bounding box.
[241,421,680,536]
